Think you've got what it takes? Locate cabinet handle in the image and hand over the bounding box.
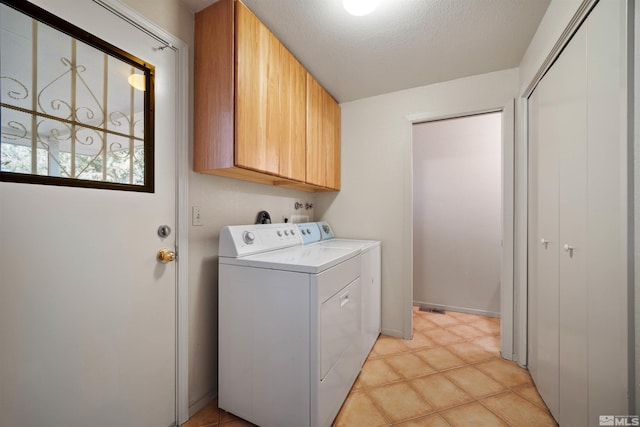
[540,238,549,249]
[563,244,574,257]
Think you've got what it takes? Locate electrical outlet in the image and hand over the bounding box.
[192,206,203,226]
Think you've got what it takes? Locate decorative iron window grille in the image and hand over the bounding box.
[0,0,155,192]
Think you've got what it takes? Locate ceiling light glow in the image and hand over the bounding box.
[128,74,146,91]
[343,0,380,16]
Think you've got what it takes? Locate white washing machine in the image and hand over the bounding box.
[308,221,381,365]
[218,223,362,427]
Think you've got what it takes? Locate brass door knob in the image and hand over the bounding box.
[158,249,176,263]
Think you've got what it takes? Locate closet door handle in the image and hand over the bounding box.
[563,244,574,257]
[540,238,549,249]
[340,290,350,308]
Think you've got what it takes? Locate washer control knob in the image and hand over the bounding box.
[322,224,331,234]
[243,231,255,244]
[277,231,283,237]
[306,228,311,234]
[284,230,290,236]
[291,229,296,235]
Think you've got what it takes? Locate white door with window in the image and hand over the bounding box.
[0,0,178,425]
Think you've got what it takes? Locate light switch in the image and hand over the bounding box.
[192,206,203,226]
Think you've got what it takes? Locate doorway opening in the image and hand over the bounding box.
[412,112,501,316]
[410,107,515,361]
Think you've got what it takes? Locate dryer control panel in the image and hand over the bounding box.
[317,221,335,240]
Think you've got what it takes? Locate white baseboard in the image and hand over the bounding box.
[380,328,404,338]
[413,301,500,318]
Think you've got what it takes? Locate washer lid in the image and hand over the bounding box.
[219,244,360,274]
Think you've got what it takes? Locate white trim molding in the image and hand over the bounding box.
[501,99,516,361]
[514,97,529,368]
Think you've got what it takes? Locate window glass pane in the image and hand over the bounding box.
[0,4,32,111]
[37,20,73,122]
[0,1,154,191]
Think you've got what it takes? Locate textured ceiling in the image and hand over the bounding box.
[182,0,550,103]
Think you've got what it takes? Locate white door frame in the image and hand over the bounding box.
[406,101,517,361]
[91,1,190,424]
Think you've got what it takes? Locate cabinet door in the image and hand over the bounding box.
[306,74,326,187]
[235,1,279,175]
[278,46,306,181]
[326,94,341,190]
[194,0,235,171]
[306,74,341,189]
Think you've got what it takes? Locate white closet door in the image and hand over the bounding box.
[555,28,589,427]
[586,0,628,419]
[528,1,629,425]
[528,78,560,419]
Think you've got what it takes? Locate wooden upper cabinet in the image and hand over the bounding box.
[195,0,338,191]
[306,74,341,190]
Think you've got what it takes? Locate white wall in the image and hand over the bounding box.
[315,68,519,339]
[122,0,319,413]
[122,0,194,46]
[412,113,502,316]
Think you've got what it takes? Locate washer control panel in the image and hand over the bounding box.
[219,223,302,257]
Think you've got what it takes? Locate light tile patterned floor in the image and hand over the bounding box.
[333,308,557,427]
[181,400,254,427]
[183,308,557,427]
